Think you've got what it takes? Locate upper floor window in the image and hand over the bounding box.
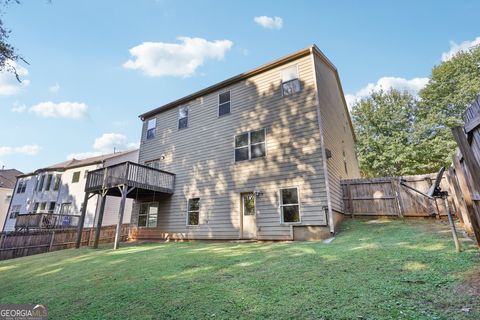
[72,171,80,183]
[218,91,231,116]
[187,198,200,226]
[146,118,156,140]
[37,175,45,191]
[281,65,301,96]
[9,205,21,219]
[178,106,188,129]
[235,129,266,162]
[44,174,53,191]
[16,180,27,194]
[32,202,39,213]
[53,175,61,191]
[280,188,300,223]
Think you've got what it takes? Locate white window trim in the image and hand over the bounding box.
[281,64,300,97]
[178,106,189,130]
[146,118,157,140]
[186,197,200,227]
[279,186,302,224]
[234,128,267,162]
[218,90,231,117]
[137,202,158,228]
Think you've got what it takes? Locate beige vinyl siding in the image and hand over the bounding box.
[136,54,329,240]
[313,54,360,213]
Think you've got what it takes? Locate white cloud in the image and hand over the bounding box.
[0,60,30,96]
[441,36,480,62]
[123,37,233,77]
[11,101,27,113]
[29,101,88,119]
[0,145,40,157]
[254,16,283,30]
[345,76,429,110]
[49,83,60,93]
[67,133,138,160]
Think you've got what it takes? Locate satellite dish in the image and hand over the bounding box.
[427,166,445,198]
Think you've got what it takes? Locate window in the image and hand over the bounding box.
[235,129,266,162]
[145,159,161,170]
[281,65,301,96]
[48,202,56,213]
[138,202,158,227]
[178,106,188,129]
[39,202,47,212]
[44,174,53,191]
[187,198,200,226]
[280,188,300,223]
[146,118,156,140]
[16,180,27,193]
[37,175,45,191]
[32,202,39,213]
[9,205,21,219]
[53,175,61,191]
[72,171,80,183]
[60,203,72,215]
[218,91,231,116]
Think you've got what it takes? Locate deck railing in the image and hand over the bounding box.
[15,213,81,230]
[85,161,175,194]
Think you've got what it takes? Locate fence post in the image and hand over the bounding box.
[0,233,4,249]
[49,231,55,252]
[453,156,480,247]
[447,167,472,233]
[391,179,404,217]
[346,182,354,218]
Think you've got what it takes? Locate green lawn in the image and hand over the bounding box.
[0,219,479,319]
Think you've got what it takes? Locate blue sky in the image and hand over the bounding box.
[1,0,479,173]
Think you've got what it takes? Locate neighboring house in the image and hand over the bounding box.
[0,169,23,231]
[125,44,360,241]
[3,150,139,232]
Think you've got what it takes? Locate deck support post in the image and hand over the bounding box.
[113,186,128,250]
[75,192,90,249]
[93,193,107,249]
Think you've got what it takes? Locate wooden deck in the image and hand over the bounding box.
[85,161,175,198]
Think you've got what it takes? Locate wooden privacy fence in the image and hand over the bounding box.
[341,173,453,218]
[450,95,480,246]
[0,224,129,261]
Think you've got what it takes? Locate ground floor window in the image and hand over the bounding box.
[280,188,300,223]
[9,205,21,219]
[138,202,158,227]
[187,198,200,225]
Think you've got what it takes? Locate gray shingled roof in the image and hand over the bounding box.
[19,149,138,177]
[0,169,23,189]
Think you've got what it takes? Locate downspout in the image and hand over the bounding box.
[2,179,18,232]
[309,47,335,233]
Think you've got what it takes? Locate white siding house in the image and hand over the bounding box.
[3,150,139,232]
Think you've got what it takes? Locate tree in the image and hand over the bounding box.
[0,0,25,81]
[353,46,480,177]
[414,45,480,172]
[351,89,419,177]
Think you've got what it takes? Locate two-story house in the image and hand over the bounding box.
[124,45,360,241]
[3,150,138,232]
[0,168,23,231]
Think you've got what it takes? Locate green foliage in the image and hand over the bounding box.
[353,46,480,177]
[352,89,419,177]
[0,0,24,80]
[0,220,478,319]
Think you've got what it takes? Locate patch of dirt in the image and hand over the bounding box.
[457,269,480,298]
